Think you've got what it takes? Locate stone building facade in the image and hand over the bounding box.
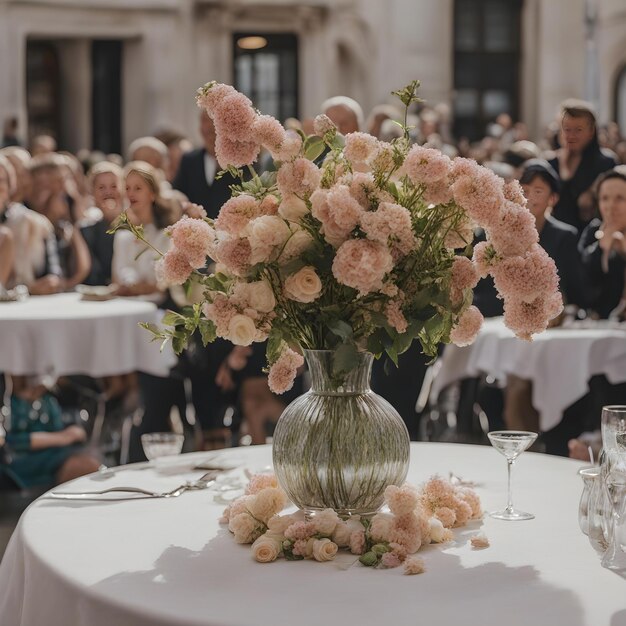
[0,0,624,153]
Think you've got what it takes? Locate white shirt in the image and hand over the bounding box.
[112,224,171,303]
[204,152,217,187]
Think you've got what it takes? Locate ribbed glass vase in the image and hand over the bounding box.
[272,349,410,518]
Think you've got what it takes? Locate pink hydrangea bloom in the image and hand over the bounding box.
[450,157,482,180]
[214,237,252,276]
[347,172,378,209]
[470,534,490,549]
[422,178,453,206]
[504,179,527,206]
[203,293,237,337]
[215,136,260,169]
[369,512,394,543]
[486,201,538,258]
[381,552,403,568]
[385,299,408,333]
[451,170,504,228]
[259,194,280,216]
[491,245,559,303]
[326,185,364,231]
[450,305,484,347]
[196,82,236,114]
[402,145,451,185]
[213,91,257,142]
[276,158,321,198]
[284,521,317,541]
[434,507,456,528]
[158,249,194,285]
[456,487,482,519]
[310,188,352,247]
[275,130,303,162]
[268,347,304,394]
[215,195,261,236]
[360,202,416,257]
[343,132,378,165]
[168,216,215,268]
[451,256,479,292]
[388,512,422,554]
[245,473,279,495]
[349,529,366,555]
[253,115,287,153]
[385,484,420,516]
[472,241,500,278]
[403,556,426,575]
[332,239,394,295]
[313,114,336,136]
[503,293,563,340]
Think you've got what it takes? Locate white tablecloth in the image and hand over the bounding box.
[430,318,626,431]
[0,293,176,378]
[1,443,624,626]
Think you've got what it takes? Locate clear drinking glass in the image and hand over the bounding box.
[488,430,538,521]
[601,406,626,455]
[579,466,601,535]
[141,432,184,461]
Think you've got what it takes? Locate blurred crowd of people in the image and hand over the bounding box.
[1,91,625,490]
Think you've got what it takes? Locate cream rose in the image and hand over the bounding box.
[228,314,257,346]
[280,229,314,262]
[251,534,282,563]
[247,280,276,313]
[312,538,338,562]
[428,517,446,543]
[278,195,309,223]
[284,266,322,303]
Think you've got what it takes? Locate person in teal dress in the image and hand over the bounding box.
[1,376,101,488]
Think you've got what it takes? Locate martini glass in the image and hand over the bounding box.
[488,430,538,521]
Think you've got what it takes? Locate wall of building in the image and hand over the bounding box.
[0,0,624,153]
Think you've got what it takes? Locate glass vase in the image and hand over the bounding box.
[272,349,410,518]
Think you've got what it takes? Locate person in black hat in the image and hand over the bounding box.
[519,159,588,310]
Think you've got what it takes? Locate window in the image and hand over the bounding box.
[453,0,523,141]
[233,33,298,121]
[92,40,122,154]
[26,41,61,145]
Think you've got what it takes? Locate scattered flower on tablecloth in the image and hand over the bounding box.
[221,473,483,575]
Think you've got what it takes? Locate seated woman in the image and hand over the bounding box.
[81,161,124,286]
[579,166,626,319]
[0,154,63,295]
[1,375,100,488]
[111,161,176,300]
[112,162,184,461]
[0,223,14,288]
[40,192,91,290]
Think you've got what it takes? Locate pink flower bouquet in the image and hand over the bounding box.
[134,80,561,393]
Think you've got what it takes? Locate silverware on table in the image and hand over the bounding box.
[47,471,217,501]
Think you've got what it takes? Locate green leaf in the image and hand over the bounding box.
[327,319,353,342]
[304,137,325,162]
[266,328,285,364]
[198,319,216,346]
[161,310,187,327]
[332,342,359,377]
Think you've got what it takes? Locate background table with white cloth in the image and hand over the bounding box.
[0,443,624,626]
[430,317,626,432]
[0,292,175,378]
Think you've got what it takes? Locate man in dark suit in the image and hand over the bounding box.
[173,111,235,219]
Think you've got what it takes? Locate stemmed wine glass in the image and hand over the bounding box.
[488,430,538,521]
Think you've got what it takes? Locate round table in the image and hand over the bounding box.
[430,317,626,431]
[0,292,175,378]
[0,443,623,626]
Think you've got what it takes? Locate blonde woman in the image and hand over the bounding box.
[111,161,177,301]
